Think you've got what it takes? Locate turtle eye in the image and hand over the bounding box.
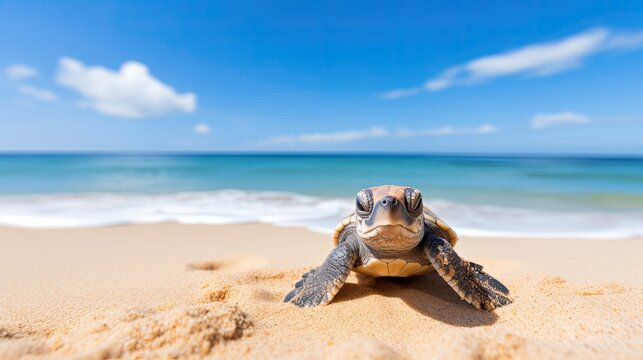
[355,190,373,215]
[405,188,423,215]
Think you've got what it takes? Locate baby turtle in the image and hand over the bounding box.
[284,185,513,310]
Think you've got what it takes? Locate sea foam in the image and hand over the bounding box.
[0,190,641,239]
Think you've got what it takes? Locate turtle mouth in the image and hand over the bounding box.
[360,224,421,240]
[357,223,424,252]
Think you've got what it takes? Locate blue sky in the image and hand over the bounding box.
[1,0,642,153]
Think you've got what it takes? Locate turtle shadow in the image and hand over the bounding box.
[331,272,498,327]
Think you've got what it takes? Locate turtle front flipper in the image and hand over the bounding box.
[424,236,513,310]
[284,238,359,307]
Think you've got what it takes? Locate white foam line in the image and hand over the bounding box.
[0,190,641,240]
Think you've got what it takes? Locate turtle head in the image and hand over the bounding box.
[354,185,425,252]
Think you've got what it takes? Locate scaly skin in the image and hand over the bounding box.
[284,185,513,310]
[284,237,359,307]
[285,225,512,309]
[424,234,512,310]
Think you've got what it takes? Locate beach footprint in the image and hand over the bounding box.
[188,256,276,305]
[187,256,269,273]
[575,282,627,296]
[199,268,304,307]
[539,275,629,297]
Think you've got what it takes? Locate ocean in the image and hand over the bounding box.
[0,154,641,239]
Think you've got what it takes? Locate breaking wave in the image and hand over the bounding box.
[0,190,641,239]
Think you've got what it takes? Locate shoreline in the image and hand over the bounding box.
[1,223,641,359]
[2,222,643,241]
[2,189,642,240]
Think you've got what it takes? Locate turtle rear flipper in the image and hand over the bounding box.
[424,236,512,310]
[284,238,359,307]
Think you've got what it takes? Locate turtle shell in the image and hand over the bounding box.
[332,207,458,248]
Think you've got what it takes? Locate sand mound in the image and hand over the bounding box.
[46,303,252,359]
[0,339,48,360]
[0,324,49,359]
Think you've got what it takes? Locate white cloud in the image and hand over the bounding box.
[603,31,643,50]
[384,27,643,98]
[194,123,211,135]
[265,124,496,144]
[475,124,498,134]
[268,127,389,144]
[530,111,589,129]
[5,64,39,79]
[55,57,197,118]
[380,87,423,99]
[18,85,58,102]
[398,124,497,137]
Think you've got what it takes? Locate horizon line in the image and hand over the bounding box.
[0,150,642,160]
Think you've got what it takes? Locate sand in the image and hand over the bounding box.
[0,223,641,359]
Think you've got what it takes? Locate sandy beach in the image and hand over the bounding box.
[4,0,643,358]
[0,223,641,359]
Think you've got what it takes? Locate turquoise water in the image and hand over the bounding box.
[0,154,642,237]
[1,154,642,210]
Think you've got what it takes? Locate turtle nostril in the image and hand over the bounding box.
[381,197,399,207]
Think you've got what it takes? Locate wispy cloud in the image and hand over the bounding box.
[18,85,58,102]
[56,57,197,118]
[401,124,498,136]
[530,111,589,129]
[265,124,496,144]
[193,123,211,135]
[380,87,423,100]
[383,27,643,98]
[4,64,39,80]
[267,127,389,144]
